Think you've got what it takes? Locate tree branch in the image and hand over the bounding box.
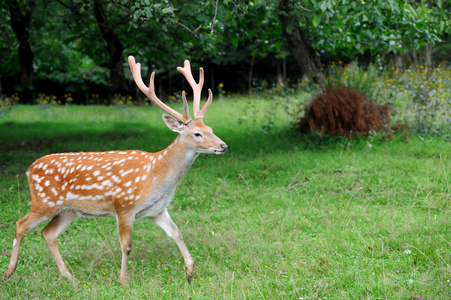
[211,0,219,35]
[177,22,201,39]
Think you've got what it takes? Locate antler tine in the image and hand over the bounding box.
[128,56,191,123]
[177,60,211,120]
[198,89,213,117]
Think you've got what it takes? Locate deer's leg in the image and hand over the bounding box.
[152,209,194,282]
[3,212,50,281]
[41,211,76,281]
[117,214,133,285]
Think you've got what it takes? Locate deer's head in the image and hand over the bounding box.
[128,57,227,155]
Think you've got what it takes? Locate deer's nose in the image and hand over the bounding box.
[220,144,228,152]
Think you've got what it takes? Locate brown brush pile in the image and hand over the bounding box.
[296,86,392,138]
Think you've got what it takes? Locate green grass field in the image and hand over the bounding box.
[0,101,450,299]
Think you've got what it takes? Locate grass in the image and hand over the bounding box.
[0,100,450,299]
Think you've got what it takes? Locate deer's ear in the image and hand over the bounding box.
[162,115,185,132]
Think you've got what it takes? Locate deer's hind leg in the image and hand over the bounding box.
[41,210,77,281]
[3,212,51,281]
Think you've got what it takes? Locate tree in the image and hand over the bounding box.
[93,0,129,94]
[278,0,325,89]
[7,0,36,88]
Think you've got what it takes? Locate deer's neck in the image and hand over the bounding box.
[155,135,198,185]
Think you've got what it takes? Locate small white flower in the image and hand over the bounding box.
[404,250,411,254]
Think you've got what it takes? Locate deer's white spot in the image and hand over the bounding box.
[107,172,112,176]
[111,175,121,183]
[163,150,168,156]
[121,169,134,177]
[48,202,55,207]
[91,183,104,190]
[93,170,100,176]
[51,187,58,196]
[87,166,93,170]
[113,158,126,166]
[136,195,141,200]
[127,188,133,194]
[129,194,135,200]
[56,201,63,205]
[141,174,147,181]
[158,154,163,160]
[102,179,111,186]
[55,175,60,181]
[81,166,87,171]
[66,192,78,201]
[124,181,132,187]
[45,180,50,187]
[119,152,126,154]
[32,174,43,183]
[98,176,104,181]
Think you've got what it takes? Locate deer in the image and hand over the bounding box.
[3,56,227,284]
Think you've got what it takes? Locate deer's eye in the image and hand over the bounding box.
[194,132,203,138]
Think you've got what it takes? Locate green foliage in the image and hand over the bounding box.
[0,103,450,298]
[290,0,450,57]
[323,61,451,135]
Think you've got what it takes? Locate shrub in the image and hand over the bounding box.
[0,93,19,115]
[296,86,391,138]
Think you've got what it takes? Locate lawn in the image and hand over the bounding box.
[0,100,450,299]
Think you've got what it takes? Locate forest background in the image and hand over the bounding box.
[1,0,450,105]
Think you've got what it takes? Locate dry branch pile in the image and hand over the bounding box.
[296,86,391,137]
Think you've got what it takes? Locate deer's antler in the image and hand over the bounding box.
[177,60,212,120]
[128,56,191,123]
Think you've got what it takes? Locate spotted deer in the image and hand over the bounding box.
[3,56,227,284]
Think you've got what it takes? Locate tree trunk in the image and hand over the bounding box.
[278,0,325,91]
[425,43,433,72]
[277,60,284,86]
[395,53,403,73]
[93,0,129,94]
[248,55,256,97]
[412,47,419,68]
[8,0,35,88]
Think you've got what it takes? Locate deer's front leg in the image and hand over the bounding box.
[152,209,194,282]
[116,214,133,285]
